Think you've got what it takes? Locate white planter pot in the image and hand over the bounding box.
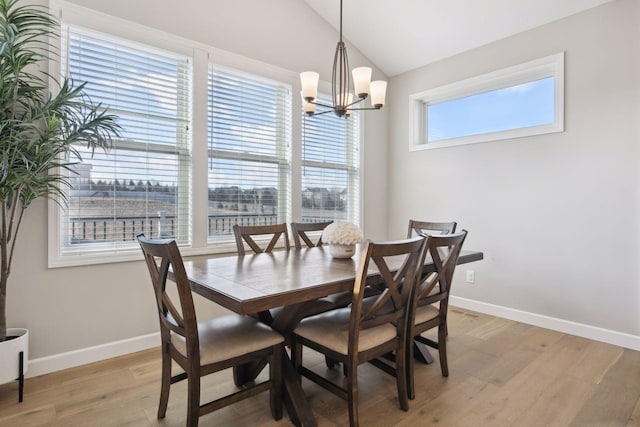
[0,328,29,385]
[329,244,356,259]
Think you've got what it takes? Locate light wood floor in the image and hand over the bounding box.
[1,307,639,427]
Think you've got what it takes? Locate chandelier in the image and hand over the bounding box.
[300,0,387,118]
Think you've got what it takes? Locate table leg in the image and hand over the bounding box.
[272,302,318,426]
[413,341,434,364]
[233,361,268,386]
[282,351,316,427]
[235,302,319,426]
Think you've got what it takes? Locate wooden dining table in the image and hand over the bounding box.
[181,244,483,426]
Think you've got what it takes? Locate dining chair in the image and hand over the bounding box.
[405,230,467,400]
[291,236,428,427]
[137,235,284,427]
[407,219,457,238]
[290,220,333,250]
[232,223,290,255]
[290,220,360,370]
[406,219,457,337]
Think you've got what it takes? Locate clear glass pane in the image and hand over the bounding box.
[64,29,192,249]
[207,68,291,240]
[207,158,281,238]
[67,146,183,244]
[300,99,360,225]
[301,166,349,223]
[427,77,555,142]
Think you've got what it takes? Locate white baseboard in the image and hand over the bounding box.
[450,296,640,351]
[27,332,159,378]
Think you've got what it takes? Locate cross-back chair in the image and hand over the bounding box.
[405,230,467,399]
[290,220,333,250]
[137,235,284,427]
[292,236,427,427]
[407,219,457,336]
[233,223,290,255]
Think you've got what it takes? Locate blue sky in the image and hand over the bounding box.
[427,77,555,142]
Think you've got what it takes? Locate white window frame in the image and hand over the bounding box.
[47,1,363,267]
[409,52,564,151]
[206,64,293,250]
[48,5,196,267]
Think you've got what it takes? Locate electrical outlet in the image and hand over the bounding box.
[465,270,475,284]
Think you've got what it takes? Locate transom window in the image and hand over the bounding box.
[410,53,564,150]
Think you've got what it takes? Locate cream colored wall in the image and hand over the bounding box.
[387,0,640,335]
[9,0,388,359]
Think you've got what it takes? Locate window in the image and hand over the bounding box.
[207,67,292,242]
[49,3,363,266]
[51,26,192,264]
[301,101,361,225]
[410,53,564,150]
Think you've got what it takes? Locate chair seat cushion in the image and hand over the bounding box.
[323,285,382,309]
[270,296,337,320]
[414,303,440,325]
[172,314,284,365]
[293,307,397,355]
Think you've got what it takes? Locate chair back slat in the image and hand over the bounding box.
[407,219,457,238]
[137,235,199,356]
[233,224,290,255]
[349,237,427,350]
[291,221,333,249]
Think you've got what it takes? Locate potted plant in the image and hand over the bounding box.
[322,221,363,258]
[0,0,119,386]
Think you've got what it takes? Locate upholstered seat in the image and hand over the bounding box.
[412,304,439,326]
[172,315,284,365]
[294,308,398,355]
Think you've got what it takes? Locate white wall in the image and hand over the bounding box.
[8,0,388,361]
[388,0,640,338]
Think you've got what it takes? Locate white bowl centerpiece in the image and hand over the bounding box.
[321,222,363,258]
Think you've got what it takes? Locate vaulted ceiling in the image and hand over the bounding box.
[302,0,615,77]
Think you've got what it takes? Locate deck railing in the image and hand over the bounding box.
[69,214,333,243]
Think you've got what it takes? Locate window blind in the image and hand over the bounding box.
[207,67,291,241]
[301,101,360,224]
[61,27,192,252]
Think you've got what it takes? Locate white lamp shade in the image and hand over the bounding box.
[300,71,319,101]
[370,80,387,107]
[352,67,372,98]
[301,91,316,114]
